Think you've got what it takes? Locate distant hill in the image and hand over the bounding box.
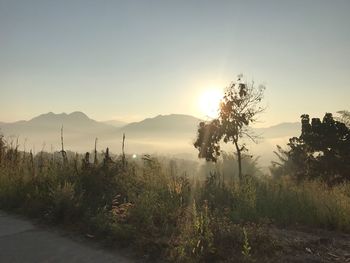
[0,111,116,135]
[0,112,118,151]
[254,122,300,138]
[0,112,301,141]
[0,112,302,166]
[0,112,202,151]
[120,114,202,138]
[102,120,127,128]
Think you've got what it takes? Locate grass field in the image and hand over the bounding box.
[0,138,349,262]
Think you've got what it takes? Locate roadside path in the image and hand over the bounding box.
[0,211,134,263]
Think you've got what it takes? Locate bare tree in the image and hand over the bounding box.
[94,138,98,165]
[60,126,67,165]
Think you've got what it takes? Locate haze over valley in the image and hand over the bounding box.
[0,111,300,168]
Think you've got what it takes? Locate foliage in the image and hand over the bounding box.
[271,113,350,185]
[337,110,350,127]
[1,137,350,261]
[242,227,252,259]
[194,75,265,180]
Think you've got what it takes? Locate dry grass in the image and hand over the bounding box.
[0,136,349,262]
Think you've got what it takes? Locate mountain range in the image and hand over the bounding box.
[0,112,300,166]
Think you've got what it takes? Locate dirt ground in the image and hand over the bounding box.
[268,226,350,263]
[0,211,135,263]
[1,210,350,262]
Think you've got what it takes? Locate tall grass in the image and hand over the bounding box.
[0,135,349,262]
[255,178,350,230]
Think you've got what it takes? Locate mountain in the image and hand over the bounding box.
[102,120,127,128]
[0,112,118,151]
[254,122,300,138]
[0,112,202,155]
[0,112,302,167]
[120,114,201,138]
[0,111,116,135]
[0,112,300,142]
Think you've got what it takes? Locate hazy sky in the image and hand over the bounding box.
[1,0,349,126]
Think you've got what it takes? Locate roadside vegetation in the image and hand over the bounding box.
[0,77,349,262]
[0,130,350,262]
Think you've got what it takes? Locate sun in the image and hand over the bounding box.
[198,89,223,119]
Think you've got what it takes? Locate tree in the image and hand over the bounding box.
[337,110,350,127]
[272,113,350,185]
[194,76,265,181]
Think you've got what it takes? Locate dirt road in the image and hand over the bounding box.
[0,211,134,263]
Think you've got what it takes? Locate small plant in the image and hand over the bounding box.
[242,227,251,259]
[48,182,78,223]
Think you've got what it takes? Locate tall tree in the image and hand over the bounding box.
[194,76,265,181]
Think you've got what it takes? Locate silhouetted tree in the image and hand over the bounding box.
[272,113,350,185]
[337,110,350,127]
[194,76,265,181]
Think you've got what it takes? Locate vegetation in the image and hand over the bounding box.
[271,113,350,185]
[194,75,265,181]
[1,129,350,262]
[337,110,350,127]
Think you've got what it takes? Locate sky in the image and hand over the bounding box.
[1,0,349,126]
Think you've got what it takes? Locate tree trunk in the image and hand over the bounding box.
[234,140,242,181]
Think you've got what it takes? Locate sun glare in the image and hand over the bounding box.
[198,89,223,119]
